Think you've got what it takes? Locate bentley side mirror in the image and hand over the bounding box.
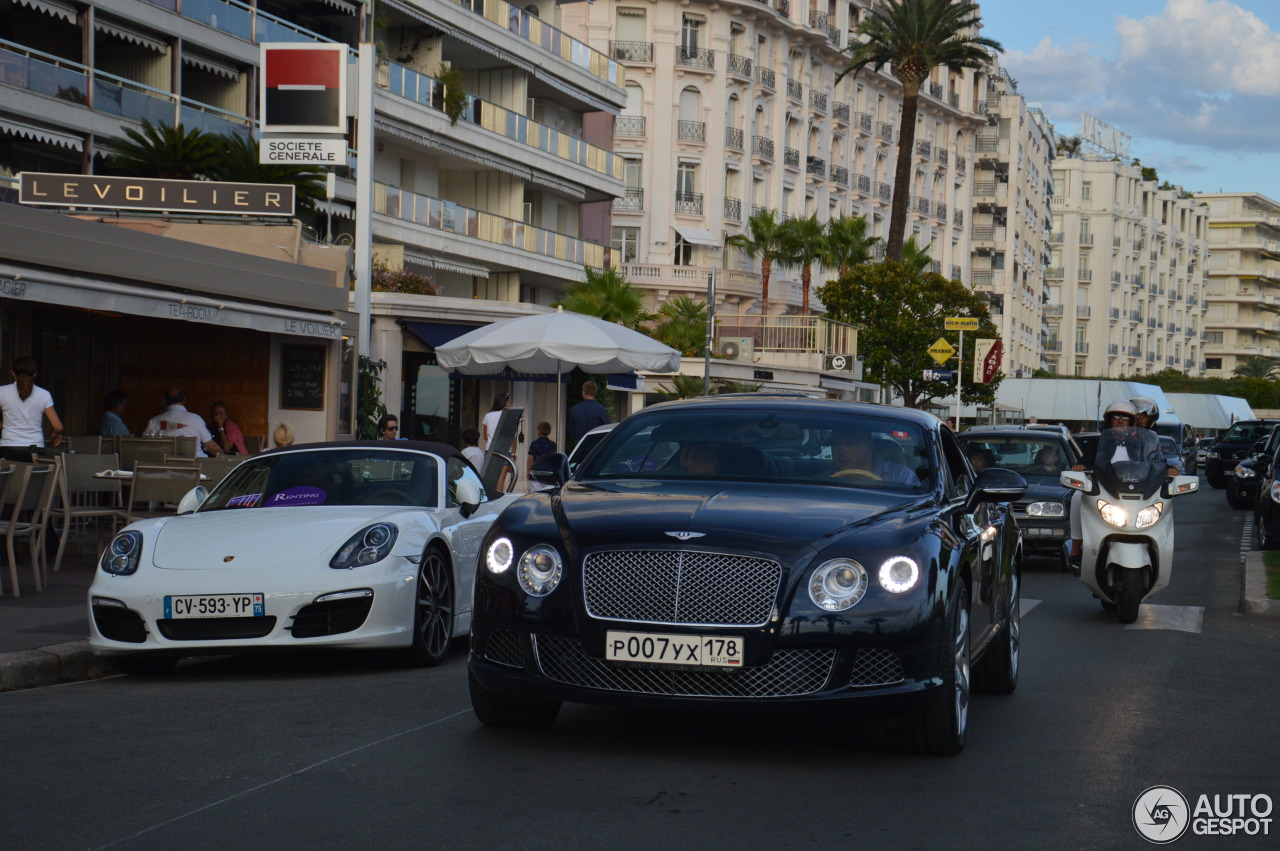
[531,453,570,487]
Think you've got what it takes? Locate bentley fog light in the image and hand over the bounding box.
[878,556,920,593]
[1026,501,1064,517]
[101,531,143,576]
[330,523,398,569]
[517,544,563,596]
[1097,500,1128,528]
[486,537,514,573]
[808,559,868,611]
[1135,503,1164,529]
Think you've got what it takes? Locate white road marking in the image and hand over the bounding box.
[1241,514,1254,562]
[1020,598,1042,616]
[1124,604,1204,633]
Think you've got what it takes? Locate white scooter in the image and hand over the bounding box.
[1061,428,1199,623]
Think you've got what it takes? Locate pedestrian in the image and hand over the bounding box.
[526,420,556,480]
[0,356,63,461]
[208,401,248,455]
[377,413,401,440]
[481,392,511,450]
[461,427,484,469]
[568,381,610,447]
[272,422,295,448]
[944,417,956,431]
[100,389,130,437]
[143,388,221,457]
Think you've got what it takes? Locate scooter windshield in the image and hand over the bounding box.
[1094,427,1166,499]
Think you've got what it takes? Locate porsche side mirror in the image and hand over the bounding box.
[1060,469,1098,496]
[454,477,482,518]
[531,453,570,487]
[177,486,209,515]
[966,467,1027,512]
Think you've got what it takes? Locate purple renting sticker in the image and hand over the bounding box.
[267,486,327,507]
[227,494,261,508]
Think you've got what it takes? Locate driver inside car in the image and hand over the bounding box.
[831,428,920,485]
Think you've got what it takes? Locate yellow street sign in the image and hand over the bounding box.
[928,337,956,364]
[945,317,979,331]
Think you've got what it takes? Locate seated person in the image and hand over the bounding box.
[1030,445,1063,474]
[830,429,920,485]
[967,447,995,473]
[677,441,723,475]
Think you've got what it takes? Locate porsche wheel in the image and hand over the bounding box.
[974,571,1019,695]
[405,547,453,667]
[469,669,561,729]
[111,655,178,676]
[889,586,970,755]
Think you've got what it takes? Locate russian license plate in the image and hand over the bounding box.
[605,631,743,668]
[164,593,264,619]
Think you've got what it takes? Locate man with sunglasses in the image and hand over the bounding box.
[1067,400,1140,567]
[377,414,404,440]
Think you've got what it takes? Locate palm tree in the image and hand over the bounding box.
[780,214,826,315]
[206,133,327,211]
[821,214,880,278]
[839,0,1001,262]
[727,209,791,316]
[1233,356,1279,380]
[106,120,219,179]
[1056,134,1083,158]
[655,373,709,400]
[557,266,653,330]
[653,296,708,356]
[900,235,934,273]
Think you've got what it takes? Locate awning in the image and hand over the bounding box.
[404,250,490,279]
[0,262,346,342]
[606,372,641,391]
[14,0,76,23]
[0,116,82,150]
[94,19,168,53]
[183,52,241,80]
[314,199,356,220]
[316,0,358,12]
[674,225,720,247]
[403,321,481,349]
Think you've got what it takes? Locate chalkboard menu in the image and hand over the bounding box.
[280,344,326,410]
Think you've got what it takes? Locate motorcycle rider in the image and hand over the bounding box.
[1068,400,1138,565]
[1130,395,1181,477]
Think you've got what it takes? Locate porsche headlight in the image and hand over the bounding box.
[1135,503,1164,529]
[101,531,143,576]
[330,523,398,569]
[1026,501,1064,517]
[809,559,869,611]
[879,556,920,593]
[1235,465,1256,479]
[486,537,514,573]
[1097,499,1127,528]
[518,544,563,597]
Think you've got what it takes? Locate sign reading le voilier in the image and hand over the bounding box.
[18,173,296,217]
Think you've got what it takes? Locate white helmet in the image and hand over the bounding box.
[1103,399,1137,424]
[1130,396,1159,425]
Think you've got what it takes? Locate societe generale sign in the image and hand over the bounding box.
[260,43,348,135]
[19,173,296,217]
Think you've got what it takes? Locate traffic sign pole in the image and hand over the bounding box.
[956,330,963,430]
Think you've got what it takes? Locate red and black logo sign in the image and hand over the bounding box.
[261,44,346,133]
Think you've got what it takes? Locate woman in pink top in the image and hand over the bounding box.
[208,401,248,455]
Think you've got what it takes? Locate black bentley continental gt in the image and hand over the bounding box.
[467,396,1028,755]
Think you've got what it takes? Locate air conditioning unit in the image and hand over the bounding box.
[718,337,754,361]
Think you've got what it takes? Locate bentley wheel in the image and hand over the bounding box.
[469,669,561,729]
[1116,569,1142,624]
[974,571,1019,695]
[405,547,453,667]
[111,655,178,676]
[1227,481,1252,509]
[889,586,970,755]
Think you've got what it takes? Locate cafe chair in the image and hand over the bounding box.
[196,455,242,488]
[118,437,175,473]
[115,465,203,528]
[50,452,123,573]
[66,436,108,454]
[0,462,57,597]
[243,435,266,455]
[173,435,198,457]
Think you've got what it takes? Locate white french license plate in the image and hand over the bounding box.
[605,631,744,668]
[164,593,264,619]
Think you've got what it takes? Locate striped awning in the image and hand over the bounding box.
[0,116,83,151]
[404,250,490,278]
[183,52,240,80]
[94,19,168,53]
[14,0,76,23]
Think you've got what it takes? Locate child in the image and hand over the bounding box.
[526,421,557,482]
[461,427,484,469]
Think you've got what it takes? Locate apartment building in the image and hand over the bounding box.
[560,0,988,324]
[1193,192,1280,376]
[1048,156,1208,378]
[968,65,1055,378]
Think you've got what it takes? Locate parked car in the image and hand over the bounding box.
[468,396,1028,755]
[89,441,519,674]
[1253,439,1280,548]
[957,426,1083,570]
[566,423,617,475]
[1227,427,1280,509]
[1205,420,1280,489]
[1196,437,1216,468]
[1158,436,1186,476]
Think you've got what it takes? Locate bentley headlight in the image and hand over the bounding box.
[486,537,514,573]
[1235,465,1256,479]
[1097,500,1127,528]
[879,556,920,593]
[809,559,868,611]
[1135,503,1164,529]
[1271,482,1280,505]
[1026,501,1064,517]
[101,531,143,576]
[330,523,398,569]
[518,544,563,597]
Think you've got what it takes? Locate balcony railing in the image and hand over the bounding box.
[830,165,848,187]
[677,120,706,142]
[809,10,829,29]
[914,196,931,216]
[806,157,825,178]
[615,115,646,137]
[934,202,948,221]
[714,314,857,357]
[724,196,742,220]
[725,126,744,149]
[856,112,872,132]
[877,122,894,141]
[916,139,932,158]
[833,102,850,123]
[675,192,704,215]
[614,188,643,210]
[936,148,948,166]
[776,0,791,15]
[954,210,964,226]
[468,0,622,83]
[727,54,753,78]
[677,47,715,69]
[1076,342,1090,354]
[752,136,774,160]
[786,78,803,101]
[952,265,963,280]
[810,91,827,112]
[857,173,871,194]
[929,82,943,99]
[376,182,610,269]
[876,182,892,202]
[756,66,776,90]
[1077,305,1092,317]
[784,147,801,168]
[609,41,653,62]
[1047,267,1065,278]
[956,155,967,173]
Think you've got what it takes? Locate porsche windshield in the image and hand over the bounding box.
[576,409,933,491]
[199,449,439,510]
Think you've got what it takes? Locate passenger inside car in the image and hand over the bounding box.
[831,429,921,486]
[677,441,723,475]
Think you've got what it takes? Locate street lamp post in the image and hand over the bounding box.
[704,267,716,395]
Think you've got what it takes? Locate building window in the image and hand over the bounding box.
[681,16,701,51]
[674,234,694,266]
[1205,331,1224,344]
[1205,357,1222,370]
[1081,181,1092,201]
[612,227,640,264]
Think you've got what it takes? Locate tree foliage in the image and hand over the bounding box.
[821,214,880,278]
[106,120,220,180]
[779,214,825,315]
[557,266,653,330]
[727,209,791,315]
[817,262,1001,409]
[653,296,708,356]
[204,132,327,210]
[1233,356,1278,380]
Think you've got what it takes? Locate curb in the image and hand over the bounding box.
[0,641,114,692]
[1242,551,1279,616]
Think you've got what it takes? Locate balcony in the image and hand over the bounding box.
[677,120,706,143]
[929,82,943,99]
[1077,305,1092,317]
[1075,342,1090,354]
[724,196,742,221]
[675,192,704,215]
[677,47,715,70]
[727,53,753,79]
[776,0,791,16]
[856,173,871,194]
[809,10,829,29]
[463,0,623,85]
[784,147,801,169]
[1109,308,1120,319]
[916,139,932,159]
[613,188,643,211]
[786,78,803,101]
[1045,304,1065,316]
[976,135,998,152]
[1109,344,1119,355]
[956,155,967,174]
[714,315,858,360]
[830,165,849,187]
[913,196,931,216]
[1044,341,1063,352]
[625,264,759,302]
[1079,233,1095,246]
[615,115,645,137]
[756,66,776,90]
[1050,232,1064,244]
[806,156,826,178]
[833,102,850,123]
[725,126,744,149]
[952,265,963,280]
[610,41,653,63]
[752,136,774,160]
[876,182,892,202]
[936,148,948,166]
[877,122,894,142]
[810,91,828,112]
[954,209,964,226]
[856,112,872,133]
[1047,267,1065,279]
[1077,269,1093,281]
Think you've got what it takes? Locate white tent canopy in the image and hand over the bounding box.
[1165,393,1255,432]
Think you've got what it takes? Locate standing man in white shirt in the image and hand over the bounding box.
[144,388,221,457]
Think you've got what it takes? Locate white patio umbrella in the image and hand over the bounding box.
[435,306,681,451]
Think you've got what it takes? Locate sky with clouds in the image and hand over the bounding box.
[977,0,1280,200]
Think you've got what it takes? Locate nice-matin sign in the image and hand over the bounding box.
[19,173,296,217]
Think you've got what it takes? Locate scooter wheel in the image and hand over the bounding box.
[1116,570,1142,624]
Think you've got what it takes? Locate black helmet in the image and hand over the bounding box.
[1130,396,1159,426]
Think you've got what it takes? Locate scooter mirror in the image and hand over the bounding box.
[1162,475,1199,498]
[1060,470,1098,495]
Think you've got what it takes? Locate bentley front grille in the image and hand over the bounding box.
[480,629,526,668]
[582,549,782,626]
[533,634,834,698]
[848,648,906,687]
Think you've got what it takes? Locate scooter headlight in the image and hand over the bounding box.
[1134,503,1164,529]
[1097,499,1127,528]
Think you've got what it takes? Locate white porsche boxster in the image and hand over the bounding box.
[88,441,517,675]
